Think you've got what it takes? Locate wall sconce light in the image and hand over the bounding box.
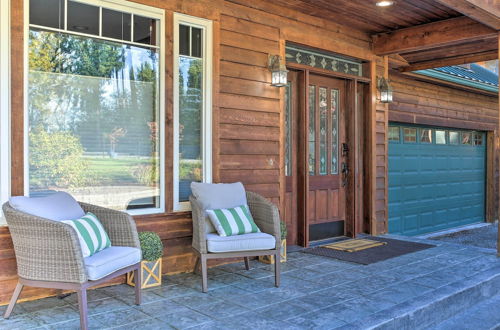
[377,77,393,103]
[268,55,288,87]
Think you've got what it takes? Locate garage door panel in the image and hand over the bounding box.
[388,125,485,236]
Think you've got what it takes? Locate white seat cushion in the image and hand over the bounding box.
[84,246,141,280]
[206,232,275,253]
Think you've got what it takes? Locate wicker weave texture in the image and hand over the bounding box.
[190,191,281,253]
[3,202,140,284]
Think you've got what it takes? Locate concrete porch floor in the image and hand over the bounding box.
[1,235,499,330]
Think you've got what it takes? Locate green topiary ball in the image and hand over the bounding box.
[138,231,163,261]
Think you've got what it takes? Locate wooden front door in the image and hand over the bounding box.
[284,72,348,245]
[307,74,346,241]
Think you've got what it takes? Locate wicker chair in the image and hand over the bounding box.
[2,202,142,330]
[190,191,281,293]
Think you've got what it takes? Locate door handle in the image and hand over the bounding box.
[342,162,349,187]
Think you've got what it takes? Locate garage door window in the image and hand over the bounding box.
[474,132,483,146]
[419,129,432,143]
[449,131,459,144]
[435,130,446,144]
[462,132,472,145]
[388,126,400,142]
[403,128,416,143]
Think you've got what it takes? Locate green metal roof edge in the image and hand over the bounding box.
[414,69,498,93]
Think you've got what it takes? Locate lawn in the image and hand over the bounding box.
[85,156,151,185]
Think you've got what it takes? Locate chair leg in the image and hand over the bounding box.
[201,255,208,293]
[3,282,23,319]
[77,289,88,330]
[193,256,200,274]
[274,251,281,287]
[134,264,142,305]
[244,257,250,270]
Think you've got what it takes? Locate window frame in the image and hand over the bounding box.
[173,13,213,212]
[0,0,11,224]
[24,0,166,215]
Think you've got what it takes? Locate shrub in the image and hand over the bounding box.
[139,231,163,261]
[280,221,288,240]
[29,130,90,188]
[130,163,159,186]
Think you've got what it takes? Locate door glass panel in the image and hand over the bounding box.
[388,126,399,142]
[331,89,339,174]
[461,132,472,145]
[449,131,459,144]
[308,85,316,175]
[420,128,432,143]
[319,87,327,175]
[285,82,292,176]
[403,128,416,143]
[435,130,446,144]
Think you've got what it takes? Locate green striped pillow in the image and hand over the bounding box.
[62,212,111,258]
[206,205,260,237]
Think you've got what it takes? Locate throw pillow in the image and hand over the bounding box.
[62,212,111,257]
[206,205,260,237]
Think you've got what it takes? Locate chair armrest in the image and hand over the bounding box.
[79,203,140,249]
[2,203,87,283]
[189,196,208,254]
[246,192,281,249]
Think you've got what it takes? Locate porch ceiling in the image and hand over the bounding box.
[270,0,499,71]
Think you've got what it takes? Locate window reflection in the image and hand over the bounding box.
[419,129,432,143]
[435,130,446,144]
[388,126,399,142]
[403,128,416,143]
[461,132,472,145]
[449,131,459,144]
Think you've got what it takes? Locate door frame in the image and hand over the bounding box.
[286,62,369,247]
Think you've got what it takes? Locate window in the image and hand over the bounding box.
[173,14,212,211]
[419,128,432,143]
[27,0,165,214]
[449,131,459,144]
[403,128,417,143]
[0,0,10,224]
[435,130,446,144]
[461,132,472,145]
[388,126,400,142]
[474,132,483,146]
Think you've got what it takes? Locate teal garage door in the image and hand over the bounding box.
[388,124,486,236]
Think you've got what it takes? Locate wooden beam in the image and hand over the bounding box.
[400,50,499,72]
[434,0,500,30]
[373,16,497,55]
[497,32,500,257]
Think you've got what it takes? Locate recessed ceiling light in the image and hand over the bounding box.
[376,1,394,7]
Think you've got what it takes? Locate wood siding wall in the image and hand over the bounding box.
[1,0,386,305]
[388,71,499,222]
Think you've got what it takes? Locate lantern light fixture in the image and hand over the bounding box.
[376,1,394,7]
[377,77,394,103]
[268,55,288,87]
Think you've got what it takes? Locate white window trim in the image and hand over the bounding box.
[173,13,213,212]
[0,0,11,225]
[23,0,166,215]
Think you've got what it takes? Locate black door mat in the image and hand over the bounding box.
[302,236,435,265]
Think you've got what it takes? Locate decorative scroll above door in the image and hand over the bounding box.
[285,44,363,77]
